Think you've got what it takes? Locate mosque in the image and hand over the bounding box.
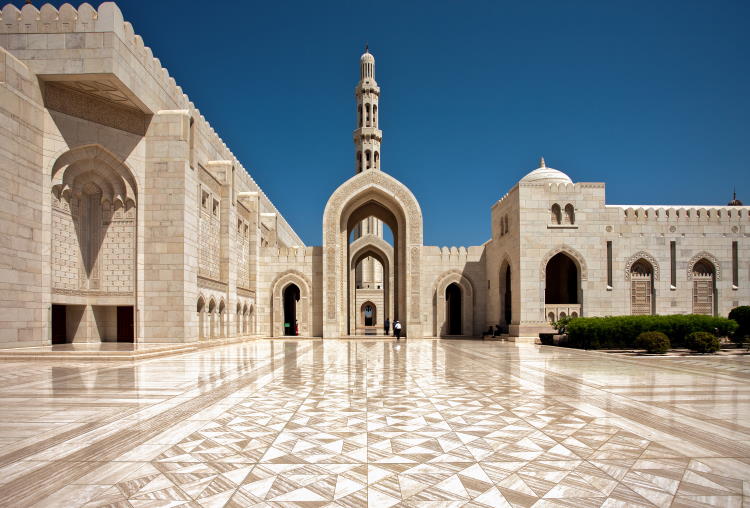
[0,2,747,347]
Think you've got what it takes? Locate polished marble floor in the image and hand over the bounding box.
[0,339,748,507]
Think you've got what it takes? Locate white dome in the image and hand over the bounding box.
[520,158,572,184]
[360,51,374,63]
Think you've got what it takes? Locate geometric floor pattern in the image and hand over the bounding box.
[0,339,748,507]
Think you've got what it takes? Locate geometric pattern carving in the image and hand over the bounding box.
[624,250,660,281]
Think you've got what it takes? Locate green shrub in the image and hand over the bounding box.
[686,331,720,354]
[728,306,750,346]
[552,315,575,334]
[635,331,670,354]
[565,314,737,350]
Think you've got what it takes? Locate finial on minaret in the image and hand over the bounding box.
[540,157,546,168]
[365,43,369,54]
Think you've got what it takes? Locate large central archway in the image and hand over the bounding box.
[323,171,423,338]
[349,234,394,335]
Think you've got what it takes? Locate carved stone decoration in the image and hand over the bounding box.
[432,270,474,337]
[539,244,589,281]
[322,170,423,338]
[44,82,149,136]
[686,251,721,280]
[624,251,661,281]
[270,270,312,337]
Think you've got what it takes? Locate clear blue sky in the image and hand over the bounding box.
[29,1,750,246]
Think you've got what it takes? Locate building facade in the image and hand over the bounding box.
[0,2,747,347]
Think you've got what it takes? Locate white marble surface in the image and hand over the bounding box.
[0,339,747,507]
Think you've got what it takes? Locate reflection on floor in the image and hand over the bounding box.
[0,339,748,507]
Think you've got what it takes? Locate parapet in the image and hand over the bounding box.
[610,205,749,223]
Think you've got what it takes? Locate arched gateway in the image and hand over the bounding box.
[322,170,424,338]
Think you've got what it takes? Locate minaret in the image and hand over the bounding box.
[353,45,382,173]
[353,47,384,289]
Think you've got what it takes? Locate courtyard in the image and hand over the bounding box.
[0,340,746,507]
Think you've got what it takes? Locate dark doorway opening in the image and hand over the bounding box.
[545,253,579,304]
[363,303,374,326]
[117,306,134,342]
[51,304,67,344]
[504,265,512,326]
[283,284,300,336]
[446,283,462,335]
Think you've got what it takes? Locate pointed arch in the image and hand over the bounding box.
[540,245,588,280]
[686,251,721,280]
[432,270,474,337]
[322,170,423,338]
[271,270,312,337]
[624,251,660,281]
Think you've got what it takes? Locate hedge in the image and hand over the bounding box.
[565,314,737,350]
[728,306,750,346]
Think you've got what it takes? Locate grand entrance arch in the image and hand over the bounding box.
[323,171,423,338]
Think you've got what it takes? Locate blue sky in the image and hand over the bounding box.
[26,1,750,246]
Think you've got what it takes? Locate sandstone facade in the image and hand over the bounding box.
[0,2,746,347]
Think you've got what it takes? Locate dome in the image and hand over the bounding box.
[520,158,572,184]
[360,48,374,63]
[728,191,743,206]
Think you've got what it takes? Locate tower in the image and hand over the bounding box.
[354,46,382,173]
[352,47,384,290]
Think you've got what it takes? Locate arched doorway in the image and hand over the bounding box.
[283,284,300,336]
[692,259,716,316]
[434,271,474,337]
[446,283,462,335]
[361,301,377,331]
[322,171,424,338]
[630,259,654,315]
[544,252,581,322]
[499,262,512,330]
[271,271,311,337]
[349,235,393,336]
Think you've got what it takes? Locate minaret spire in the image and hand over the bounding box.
[353,47,382,173]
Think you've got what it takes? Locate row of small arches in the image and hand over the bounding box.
[357,103,378,128]
[356,150,380,172]
[551,203,575,225]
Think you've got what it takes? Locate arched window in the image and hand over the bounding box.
[365,150,371,169]
[365,103,371,126]
[356,151,362,173]
[692,259,716,315]
[373,104,378,127]
[358,104,363,127]
[630,259,654,315]
[564,204,575,225]
[374,151,379,169]
[551,204,562,225]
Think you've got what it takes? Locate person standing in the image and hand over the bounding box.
[384,317,390,336]
[394,320,402,340]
